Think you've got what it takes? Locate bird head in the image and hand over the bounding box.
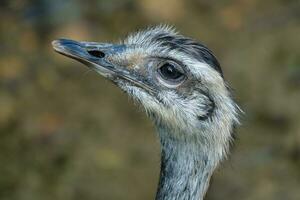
[52,25,240,154]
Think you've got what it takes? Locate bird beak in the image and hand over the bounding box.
[52,39,127,79]
[52,39,155,94]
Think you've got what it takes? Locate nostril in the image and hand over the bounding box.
[87,50,105,58]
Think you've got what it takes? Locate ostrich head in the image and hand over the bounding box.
[52,25,240,200]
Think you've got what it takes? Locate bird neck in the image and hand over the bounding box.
[155,127,219,200]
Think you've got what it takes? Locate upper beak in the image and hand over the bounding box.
[52,39,126,79]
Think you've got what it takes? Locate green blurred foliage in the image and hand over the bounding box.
[0,0,300,199]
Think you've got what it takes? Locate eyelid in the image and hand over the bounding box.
[148,56,186,70]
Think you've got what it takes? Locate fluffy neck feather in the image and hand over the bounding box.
[155,126,221,200]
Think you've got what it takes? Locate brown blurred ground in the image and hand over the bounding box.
[0,0,300,200]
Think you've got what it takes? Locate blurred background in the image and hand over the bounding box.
[0,0,300,199]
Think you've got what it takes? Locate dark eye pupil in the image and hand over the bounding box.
[159,63,183,80]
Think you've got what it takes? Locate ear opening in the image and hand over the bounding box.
[197,93,215,121]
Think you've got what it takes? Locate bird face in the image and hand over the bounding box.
[53,26,239,140]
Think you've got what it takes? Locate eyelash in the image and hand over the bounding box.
[152,56,184,67]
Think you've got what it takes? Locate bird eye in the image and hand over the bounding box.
[158,63,185,82]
